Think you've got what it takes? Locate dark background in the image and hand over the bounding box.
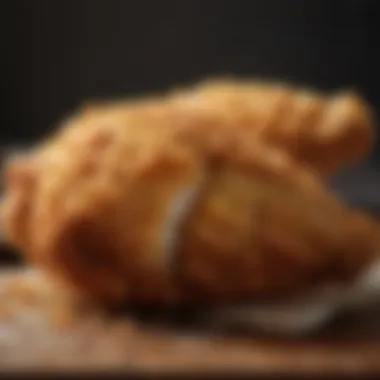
[1,0,379,158]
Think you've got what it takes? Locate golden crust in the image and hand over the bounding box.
[1,79,379,306]
[168,78,374,175]
[178,165,379,303]
[47,77,374,177]
[3,109,205,303]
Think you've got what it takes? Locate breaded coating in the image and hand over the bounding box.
[0,79,378,310]
[49,78,374,176]
[169,78,375,175]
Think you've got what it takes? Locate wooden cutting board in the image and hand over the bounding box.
[0,267,379,377]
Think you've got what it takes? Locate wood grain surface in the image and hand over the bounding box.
[0,267,379,377]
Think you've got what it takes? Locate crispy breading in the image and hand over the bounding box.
[168,78,375,175]
[0,79,378,307]
[47,78,374,176]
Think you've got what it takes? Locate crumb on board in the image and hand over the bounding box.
[0,268,142,333]
[0,305,12,323]
[3,276,43,305]
[47,306,78,331]
[108,318,138,337]
[0,269,84,330]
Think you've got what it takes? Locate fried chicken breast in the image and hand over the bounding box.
[1,78,379,334]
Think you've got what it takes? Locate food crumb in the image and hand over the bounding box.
[5,277,41,306]
[109,319,138,338]
[0,306,13,323]
[48,306,78,331]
